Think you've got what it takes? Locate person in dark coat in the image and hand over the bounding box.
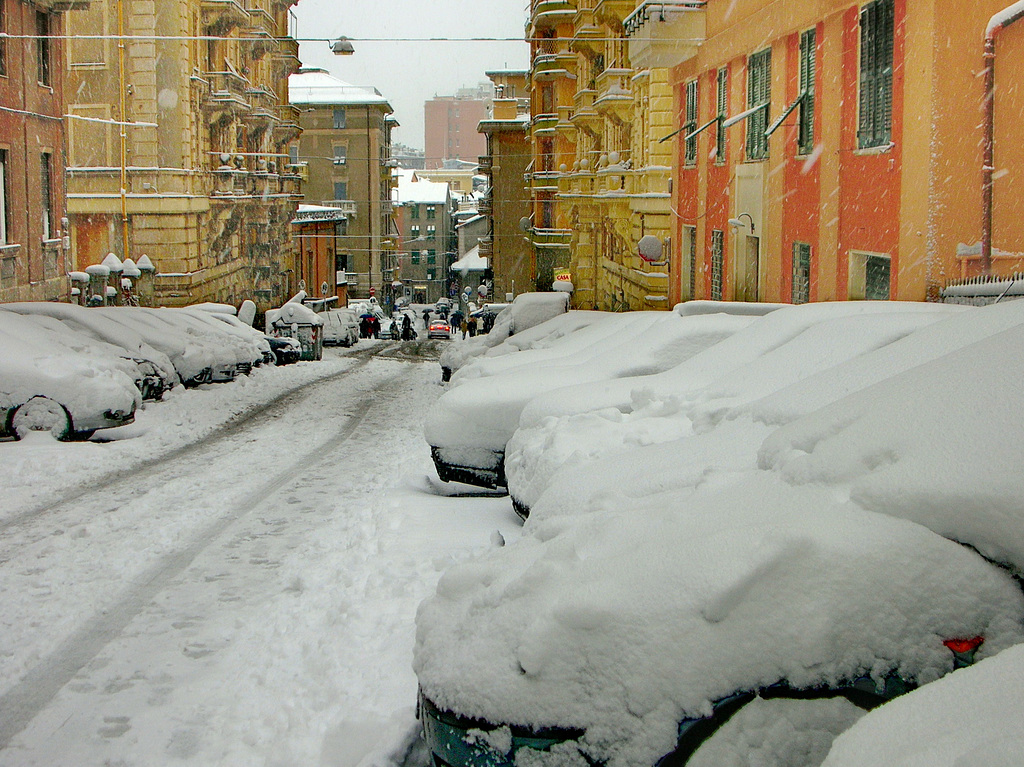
[402,313,414,340]
[423,308,432,328]
[467,314,478,337]
[370,315,381,338]
[359,316,371,339]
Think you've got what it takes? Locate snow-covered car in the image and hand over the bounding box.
[1,318,139,440]
[505,301,965,517]
[427,320,452,339]
[416,301,1024,767]
[821,642,1024,767]
[184,304,274,367]
[91,307,217,387]
[0,302,176,400]
[321,309,360,347]
[424,308,757,488]
[415,477,1024,767]
[267,335,301,365]
[439,292,571,381]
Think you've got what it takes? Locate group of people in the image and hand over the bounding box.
[448,309,477,339]
[358,314,381,339]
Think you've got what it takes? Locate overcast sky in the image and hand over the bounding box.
[293,1,530,150]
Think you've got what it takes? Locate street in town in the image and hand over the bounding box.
[0,340,520,767]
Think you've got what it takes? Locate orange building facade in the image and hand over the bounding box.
[669,0,1024,305]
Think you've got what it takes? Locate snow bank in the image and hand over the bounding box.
[822,642,1024,767]
[414,474,1024,767]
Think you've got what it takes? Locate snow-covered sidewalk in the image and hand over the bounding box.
[0,347,521,766]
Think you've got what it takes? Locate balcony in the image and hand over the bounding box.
[201,71,251,118]
[478,156,493,174]
[533,113,559,136]
[201,0,249,34]
[241,26,276,59]
[478,236,493,259]
[245,0,277,33]
[212,156,250,197]
[625,0,707,69]
[556,105,576,138]
[571,7,604,55]
[531,228,573,250]
[271,37,302,78]
[323,200,358,217]
[594,68,633,122]
[571,89,602,134]
[532,0,576,29]
[42,0,92,10]
[533,50,577,81]
[478,196,493,216]
[273,104,301,142]
[595,0,634,25]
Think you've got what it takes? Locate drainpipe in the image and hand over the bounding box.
[982,1,1024,274]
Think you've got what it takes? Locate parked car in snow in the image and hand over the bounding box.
[415,478,1024,767]
[90,307,216,387]
[321,309,360,347]
[415,303,1024,767]
[267,336,301,365]
[427,319,452,340]
[0,302,176,400]
[439,292,571,381]
[0,319,139,440]
[425,308,758,488]
[185,304,275,366]
[504,301,964,517]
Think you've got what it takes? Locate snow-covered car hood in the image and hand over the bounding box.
[414,474,1024,767]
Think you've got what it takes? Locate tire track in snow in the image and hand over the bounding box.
[0,365,410,752]
[0,344,385,540]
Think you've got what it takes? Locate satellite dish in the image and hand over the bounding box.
[638,235,663,263]
[519,217,533,232]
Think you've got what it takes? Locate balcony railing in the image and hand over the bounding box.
[531,228,573,249]
[595,68,633,121]
[533,50,577,81]
[533,113,559,135]
[201,0,249,33]
[323,200,358,216]
[571,89,602,133]
[624,0,707,68]
[201,71,251,117]
[532,0,576,28]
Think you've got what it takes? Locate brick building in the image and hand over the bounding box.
[424,85,490,170]
[0,0,84,304]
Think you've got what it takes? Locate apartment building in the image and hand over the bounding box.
[669,0,1024,304]
[477,70,533,298]
[64,0,304,309]
[289,68,398,304]
[424,85,490,170]
[526,0,676,310]
[392,169,452,305]
[0,0,86,304]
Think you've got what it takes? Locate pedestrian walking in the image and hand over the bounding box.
[467,315,478,337]
[370,315,381,339]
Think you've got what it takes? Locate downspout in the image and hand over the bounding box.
[982,1,1024,274]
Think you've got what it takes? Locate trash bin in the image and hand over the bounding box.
[266,302,324,361]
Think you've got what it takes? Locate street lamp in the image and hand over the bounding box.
[331,36,355,55]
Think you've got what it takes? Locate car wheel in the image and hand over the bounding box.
[10,397,73,441]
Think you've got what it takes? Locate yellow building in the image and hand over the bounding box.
[526,0,676,309]
[64,0,304,309]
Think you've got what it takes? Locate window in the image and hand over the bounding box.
[333,181,347,200]
[333,108,346,129]
[427,270,435,281]
[849,251,891,300]
[410,205,420,220]
[746,48,771,161]
[858,0,894,149]
[426,206,436,219]
[792,242,811,304]
[427,250,436,265]
[0,150,7,245]
[684,80,698,166]
[411,250,421,265]
[411,225,420,239]
[798,29,816,155]
[289,145,298,165]
[40,153,53,239]
[36,11,50,86]
[711,229,724,300]
[687,225,697,299]
[427,225,436,239]
[333,145,347,165]
[716,68,728,163]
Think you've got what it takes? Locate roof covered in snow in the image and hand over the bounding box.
[393,169,450,205]
[288,69,392,110]
[450,245,487,274]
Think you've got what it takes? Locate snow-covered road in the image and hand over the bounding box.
[0,342,521,767]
